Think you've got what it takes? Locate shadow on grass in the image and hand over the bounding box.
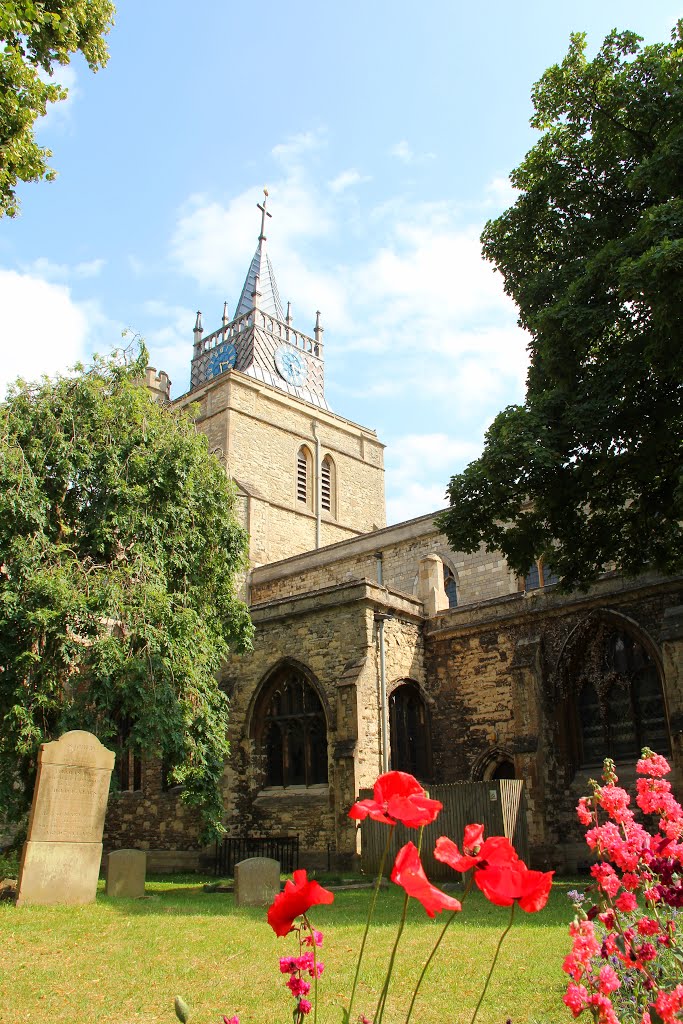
[93,875,586,929]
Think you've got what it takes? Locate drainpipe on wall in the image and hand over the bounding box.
[312,419,321,548]
[375,612,393,774]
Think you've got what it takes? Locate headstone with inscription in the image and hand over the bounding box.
[16,730,115,906]
[234,856,281,907]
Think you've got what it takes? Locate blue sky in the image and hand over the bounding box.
[0,1,676,523]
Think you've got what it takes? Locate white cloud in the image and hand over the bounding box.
[389,140,436,164]
[38,65,79,132]
[384,432,483,524]
[484,175,518,211]
[0,270,89,396]
[328,169,370,193]
[23,256,105,281]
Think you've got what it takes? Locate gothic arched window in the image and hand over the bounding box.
[296,446,313,509]
[574,627,669,767]
[389,681,431,780]
[443,564,458,608]
[256,667,328,787]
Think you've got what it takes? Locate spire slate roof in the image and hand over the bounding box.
[233,244,284,320]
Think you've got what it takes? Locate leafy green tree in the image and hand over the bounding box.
[438,24,683,591]
[0,0,115,217]
[0,348,253,839]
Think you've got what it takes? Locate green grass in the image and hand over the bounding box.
[0,876,581,1024]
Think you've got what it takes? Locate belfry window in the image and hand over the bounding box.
[389,681,431,780]
[575,628,669,767]
[257,668,328,787]
[297,446,312,508]
[321,455,336,516]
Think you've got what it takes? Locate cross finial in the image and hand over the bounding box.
[257,187,272,243]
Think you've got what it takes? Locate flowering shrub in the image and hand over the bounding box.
[564,751,683,1024]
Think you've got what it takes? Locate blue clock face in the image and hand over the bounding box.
[207,343,237,378]
[275,345,308,386]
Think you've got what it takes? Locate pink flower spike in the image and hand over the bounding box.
[636,752,670,777]
[298,999,313,1016]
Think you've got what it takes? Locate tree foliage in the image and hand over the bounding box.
[438,24,683,590]
[0,348,253,839]
[0,0,115,217]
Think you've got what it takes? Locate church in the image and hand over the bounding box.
[102,195,683,874]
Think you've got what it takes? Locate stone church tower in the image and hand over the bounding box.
[173,191,386,566]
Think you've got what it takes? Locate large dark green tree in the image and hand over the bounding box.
[0,349,253,838]
[0,0,115,217]
[438,24,683,591]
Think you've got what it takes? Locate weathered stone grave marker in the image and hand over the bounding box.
[106,848,147,898]
[16,730,115,906]
[234,856,280,906]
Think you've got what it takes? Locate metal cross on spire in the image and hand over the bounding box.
[257,188,272,243]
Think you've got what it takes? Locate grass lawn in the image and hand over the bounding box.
[0,875,579,1024]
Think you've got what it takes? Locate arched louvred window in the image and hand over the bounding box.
[443,564,458,608]
[389,681,431,780]
[255,667,328,787]
[573,625,670,768]
[297,446,312,508]
[321,455,336,516]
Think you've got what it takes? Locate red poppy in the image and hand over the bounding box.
[475,860,554,912]
[348,771,442,828]
[267,870,334,937]
[390,842,462,918]
[434,829,518,874]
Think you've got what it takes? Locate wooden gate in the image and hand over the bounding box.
[358,780,528,881]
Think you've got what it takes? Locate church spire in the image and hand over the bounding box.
[233,188,284,320]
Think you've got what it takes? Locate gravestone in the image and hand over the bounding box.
[234,856,280,907]
[16,730,115,906]
[106,849,147,898]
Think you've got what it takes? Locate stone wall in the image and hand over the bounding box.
[220,581,424,869]
[250,514,517,607]
[424,573,683,871]
[102,761,206,872]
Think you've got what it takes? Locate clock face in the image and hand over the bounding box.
[275,345,308,386]
[207,342,237,378]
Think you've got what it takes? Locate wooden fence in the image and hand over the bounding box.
[358,780,528,880]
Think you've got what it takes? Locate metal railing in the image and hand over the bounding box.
[214,835,299,877]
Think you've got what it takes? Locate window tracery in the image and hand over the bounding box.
[255,667,328,787]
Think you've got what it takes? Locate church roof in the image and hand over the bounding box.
[233,244,284,320]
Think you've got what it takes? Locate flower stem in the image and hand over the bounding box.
[374,890,410,1024]
[405,875,474,1024]
[469,902,515,1024]
[302,914,318,1024]
[345,824,395,1024]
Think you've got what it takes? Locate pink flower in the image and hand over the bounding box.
[577,797,593,825]
[303,929,324,947]
[223,1017,239,1024]
[598,965,621,994]
[616,891,637,912]
[564,982,589,1017]
[636,752,671,777]
[287,976,311,997]
[298,999,312,1016]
